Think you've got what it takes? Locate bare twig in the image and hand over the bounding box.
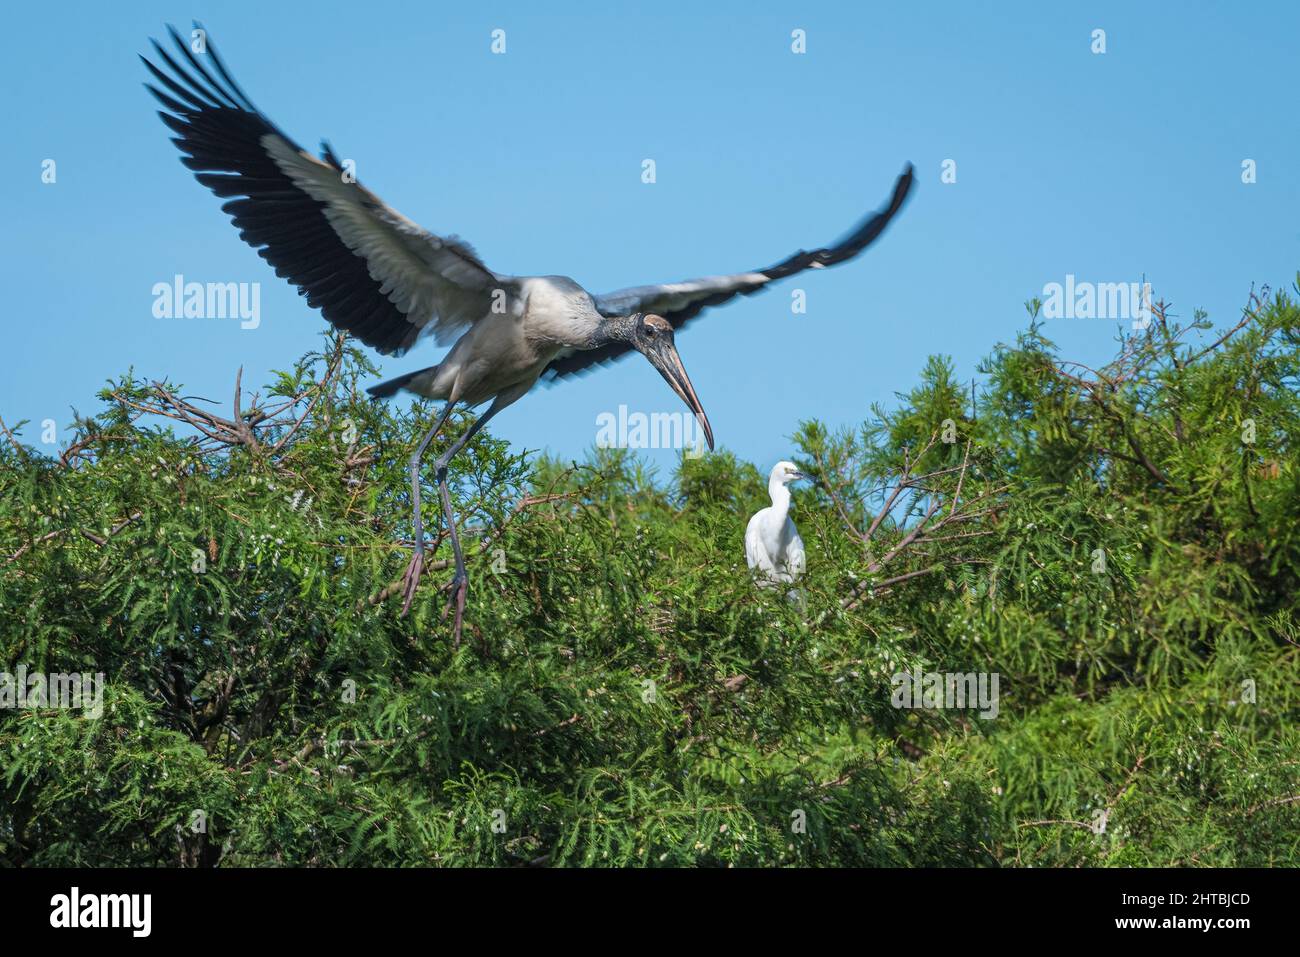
[0,415,31,459]
[4,511,143,566]
[1245,794,1300,816]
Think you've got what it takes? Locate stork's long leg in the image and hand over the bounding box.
[400,401,457,616]
[430,395,511,642]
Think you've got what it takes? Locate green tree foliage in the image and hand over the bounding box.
[2,285,1298,867]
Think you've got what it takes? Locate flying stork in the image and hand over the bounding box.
[141,25,915,638]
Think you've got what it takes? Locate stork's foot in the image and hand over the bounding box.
[399,548,424,617]
[440,570,469,646]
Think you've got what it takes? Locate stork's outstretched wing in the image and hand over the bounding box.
[143,24,499,355]
[542,163,914,380]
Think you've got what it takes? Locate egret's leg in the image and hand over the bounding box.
[400,402,457,616]
[431,396,510,643]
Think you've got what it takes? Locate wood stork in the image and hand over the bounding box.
[745,462,808,593]
[141,25,914,637]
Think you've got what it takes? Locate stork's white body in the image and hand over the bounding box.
[745,462,806,587]
[405,277,602,408]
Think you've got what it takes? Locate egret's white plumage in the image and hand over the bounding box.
[745,462,807,588]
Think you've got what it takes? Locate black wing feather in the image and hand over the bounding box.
[542,164,915,380]
[142,23,424,355]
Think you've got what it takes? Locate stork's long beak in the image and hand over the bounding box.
[642,341,714,451]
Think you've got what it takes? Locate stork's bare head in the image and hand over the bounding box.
[629,313,714,451]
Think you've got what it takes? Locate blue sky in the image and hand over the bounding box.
[4,1,1297,476]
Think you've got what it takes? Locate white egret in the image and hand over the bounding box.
[745,462,808,592]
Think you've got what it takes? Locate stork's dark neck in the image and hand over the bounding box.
[586,313,639,350]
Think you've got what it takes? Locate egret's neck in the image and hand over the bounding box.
[768,478,791,519]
